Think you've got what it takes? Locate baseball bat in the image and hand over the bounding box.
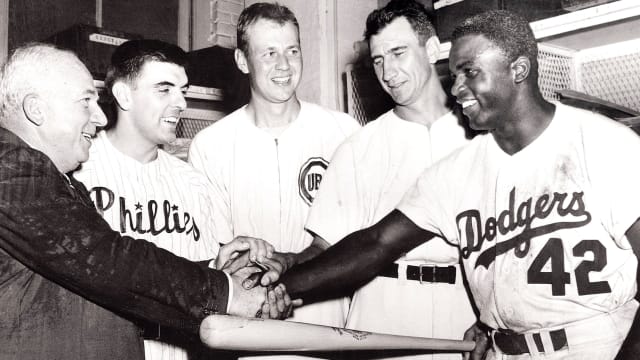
[200,315,475,352]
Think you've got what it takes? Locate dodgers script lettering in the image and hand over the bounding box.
[457,187,591,269]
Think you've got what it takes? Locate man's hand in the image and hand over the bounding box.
[227,268,300,319]
[258,283,303,320]
[257,252,296,286]
[463,322,490,360]
[216,236,275,270]
[222,250,296,287]
[227,268,268,318]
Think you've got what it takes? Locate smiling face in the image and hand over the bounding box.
[126,61,188,146]
[236,18,302,105]
[369,17,433,107]
[42,58,107,172]
[449,34,516,131]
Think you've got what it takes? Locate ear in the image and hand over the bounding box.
[234,48,250,74]
[424,36,441,65]
[22,93,46,126]
[111,81,132,111]
[511,56,531,84]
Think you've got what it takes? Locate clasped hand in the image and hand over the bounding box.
[217,236,301,319]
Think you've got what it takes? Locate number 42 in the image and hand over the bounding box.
[527,238,612,296]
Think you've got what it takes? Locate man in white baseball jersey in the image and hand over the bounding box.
[188,3,360,357]
[74,39,278,360]
[304,1,476,359]
[280,10,640,360]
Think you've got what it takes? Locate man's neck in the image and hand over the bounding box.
[246,96,301,129]
[107,122,159,164]
[393,80,449,128]
[492,95,556,155]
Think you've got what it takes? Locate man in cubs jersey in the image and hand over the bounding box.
[304,1,476,359]
[74,39,277,360]
[189,4,359,358]
[280,10,640,360]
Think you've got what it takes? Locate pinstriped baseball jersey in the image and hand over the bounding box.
[189,101,360,331]
[306,110,476,360]
[74,130,223,360]
[399,104,640,336]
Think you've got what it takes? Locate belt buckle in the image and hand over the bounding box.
[418,264,435,284]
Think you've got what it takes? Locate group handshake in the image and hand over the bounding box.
[217,236,302,320]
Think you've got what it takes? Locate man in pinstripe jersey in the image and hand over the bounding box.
[73,39,277,360]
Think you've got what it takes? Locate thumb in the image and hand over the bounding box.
[260,269,281,286]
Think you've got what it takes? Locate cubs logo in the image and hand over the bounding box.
[298,157,329,205]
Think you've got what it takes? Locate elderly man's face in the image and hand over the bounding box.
[42,58,107,173]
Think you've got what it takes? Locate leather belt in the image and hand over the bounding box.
[494,328,568,355]
[379,263,456,284]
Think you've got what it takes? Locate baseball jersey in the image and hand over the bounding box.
[306,110,476,359]
[189,101,360,330]
[398,103,640,334]
[74,130,222,360]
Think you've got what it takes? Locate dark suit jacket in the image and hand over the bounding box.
[0,127,229,360]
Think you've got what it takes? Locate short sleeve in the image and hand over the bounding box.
[188,133,235,244]
[587,120,640,247]
[396,162,454,243]
[305,141,366,244]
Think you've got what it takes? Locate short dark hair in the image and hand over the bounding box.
[104,39,188,93]
[364,0,436,44]
[236,2,299,55]
[102,39,187,129]
[451,10,538,67]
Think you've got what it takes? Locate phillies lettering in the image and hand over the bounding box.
[90,186,200,241]
[458,188,591,269]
